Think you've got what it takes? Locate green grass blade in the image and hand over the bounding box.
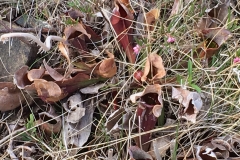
[188,59,193,83]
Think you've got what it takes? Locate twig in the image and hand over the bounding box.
[0,20,57,33]
[0,20,11,32]
[153,140,162,160]
[7,139,18,160]
[0,27,57,33]
[0,127,25,148]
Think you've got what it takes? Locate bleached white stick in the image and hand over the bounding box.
[0,33,65,51]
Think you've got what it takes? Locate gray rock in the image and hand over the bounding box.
[0,22,38,82]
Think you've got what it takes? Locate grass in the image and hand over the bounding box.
[0,0,240,159]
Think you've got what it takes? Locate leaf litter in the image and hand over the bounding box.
[0,0,239,159]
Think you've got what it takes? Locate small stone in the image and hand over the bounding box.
[0,21,38,82]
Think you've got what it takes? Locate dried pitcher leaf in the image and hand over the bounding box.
[195,1,232,59]
[130,84,163,151]
[128,146,153,160]
[56,73,106,96]
[27,67,45,82]
[141,50,166,82]
[43,59,65,81]
[63,97,94,148]
[110,1,135,63]
[201,27,232,47]
[63,93,85,123]
[149,137,171,159]
[14,65,31,89]
[130,84,163,117]
[206,137,232,159]
[172,87,203,123]
[80,83,105,94]
[195,145,217,160]
[198,0,233,29]
[37,112,62,135]
[0,82,26,112]
[67,35,89,55]
[105,108,126,133]
[84,25,102,43]
[145,9,160,31]
[230,135,240,154]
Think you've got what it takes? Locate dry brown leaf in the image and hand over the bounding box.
[64,22,91,40]
[63,93,85,123]
[33,79,64,102]
[102,100,136,132]
[84,25,102,43]
[98,58,117,78]
[172,87,203,123]
[27,67,45,82]
[37,112,62,135]
[68,8,84,20]
[73,22,91,39]
[67,34,89,56]
[211,138,231,151]
[94,51,117,78]
[43,59,64,81]
[141,50,166,82]
[58,42,71,68]
[0,82,26,112]
[145,9,160,31]
[118,0,133,11]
